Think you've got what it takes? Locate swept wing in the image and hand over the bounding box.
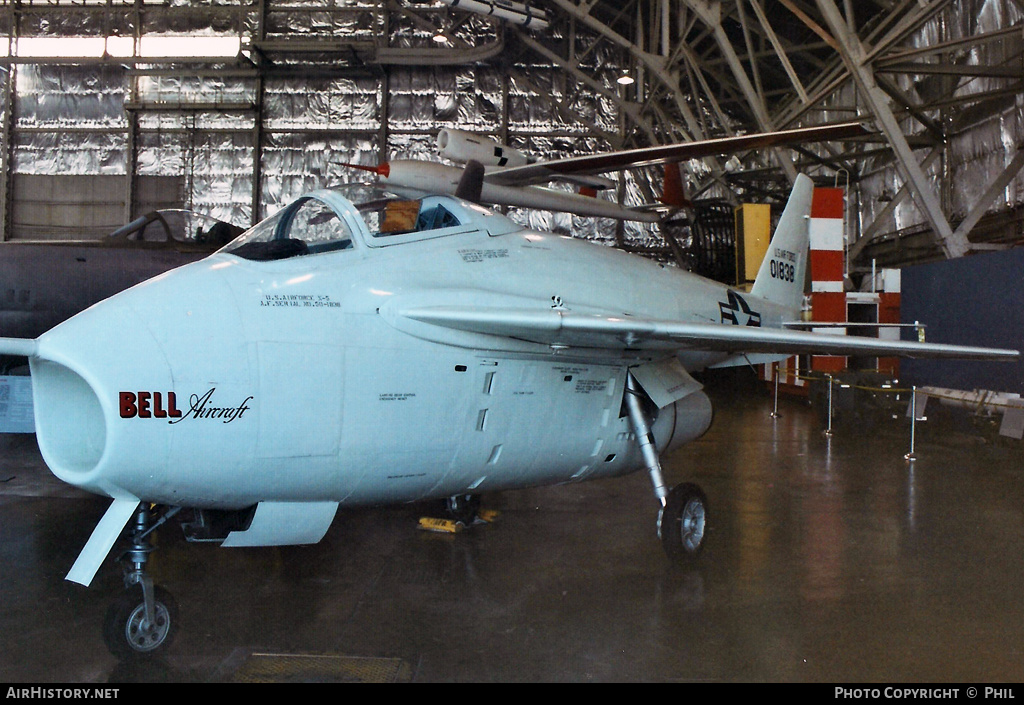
[483,121,869,188]
[393,305,1018,361]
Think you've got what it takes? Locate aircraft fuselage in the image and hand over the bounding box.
[27,190,778,512]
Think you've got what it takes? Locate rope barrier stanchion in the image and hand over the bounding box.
[905,385,918,461]
[771,361,781,418]
[824,374,834,437]
[769,367,998,460]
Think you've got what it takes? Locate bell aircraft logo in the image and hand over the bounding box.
[719,290,761,327]
[120,388,253,424]
[119,391,181,419]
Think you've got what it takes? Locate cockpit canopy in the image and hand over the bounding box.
[221,185,502,262]
[224,195,354,261]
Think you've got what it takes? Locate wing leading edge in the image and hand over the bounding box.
[0,337,38,357]
[397,306,1019,361]
[484,121,870,188]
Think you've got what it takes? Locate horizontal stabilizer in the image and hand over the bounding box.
[398,306,1019,361]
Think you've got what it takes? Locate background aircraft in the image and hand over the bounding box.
[341,121,869,221]
[0,210,242,354]
[438,0,551,30]
[0,142,1015,658]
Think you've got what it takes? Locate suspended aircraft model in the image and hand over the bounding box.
[341,122,871,220]
[438,0,550,30]
[0,125,1016,659]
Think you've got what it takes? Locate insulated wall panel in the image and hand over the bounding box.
[901,248,1024,393]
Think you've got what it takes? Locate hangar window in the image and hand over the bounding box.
[222,197,354,261]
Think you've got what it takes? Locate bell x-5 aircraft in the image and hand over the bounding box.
[0,143,1016,658]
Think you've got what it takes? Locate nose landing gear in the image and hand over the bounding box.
[102,505,179,659]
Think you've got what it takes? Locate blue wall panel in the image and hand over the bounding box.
[900,247,1024,394]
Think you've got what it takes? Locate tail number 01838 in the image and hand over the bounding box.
[770,259,795,283]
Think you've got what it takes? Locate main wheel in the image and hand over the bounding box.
[102,584,178,659]
[445,494,481,525]
[659,483,708,561]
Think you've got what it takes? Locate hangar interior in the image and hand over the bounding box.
[1,0,1024,684]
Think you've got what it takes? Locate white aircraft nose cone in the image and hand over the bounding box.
[29,296,169,497]
[30,356,107,479]
[28,258,249,501]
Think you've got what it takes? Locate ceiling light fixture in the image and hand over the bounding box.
[14,35,242,59]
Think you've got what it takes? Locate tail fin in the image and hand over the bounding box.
[660,163,691,208]
[749,173,813,312]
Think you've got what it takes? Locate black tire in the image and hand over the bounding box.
[445,494,481,525]
[660,483,708,561]
[102,584,177,660]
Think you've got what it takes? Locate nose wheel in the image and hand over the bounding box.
[102,505,179,659]
[103,583,178,659]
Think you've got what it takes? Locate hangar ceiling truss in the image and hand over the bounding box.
[0,0,1020,269]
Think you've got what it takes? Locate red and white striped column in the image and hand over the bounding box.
[809,187,847,373]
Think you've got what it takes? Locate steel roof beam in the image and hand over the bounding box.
[682,0,798,182]
[815,0,970,259]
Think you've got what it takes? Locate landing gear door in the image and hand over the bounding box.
[629,357,702,408]
[65,498,141,587]
[221,501,339,547]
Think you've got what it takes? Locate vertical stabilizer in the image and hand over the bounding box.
[749,173,814,313]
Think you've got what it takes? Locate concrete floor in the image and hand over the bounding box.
[2,371,1023,683]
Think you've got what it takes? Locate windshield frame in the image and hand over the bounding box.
[219,189,366,261]
[219,185,489,260]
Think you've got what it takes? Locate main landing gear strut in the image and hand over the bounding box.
[102,505,180,659]
[624,374,708,561]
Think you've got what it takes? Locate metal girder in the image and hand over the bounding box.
[546,0,711,144]
[514,32,659,144]
[876,61,1024,79]
[540,0,745,203]
[815,0,971,259]
[682,0,799,182]
[848,147,945,263]
[747,0,810,104]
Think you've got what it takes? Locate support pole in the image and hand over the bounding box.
[126,506,157,627]
[771,362,782,418]
[824,374,834,437]
[625,374,668,506]
[905,385,918,461]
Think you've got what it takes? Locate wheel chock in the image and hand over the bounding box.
[418,510,500,533]
[418,517,462,533]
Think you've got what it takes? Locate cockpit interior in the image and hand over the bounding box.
[222,187,470,262]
